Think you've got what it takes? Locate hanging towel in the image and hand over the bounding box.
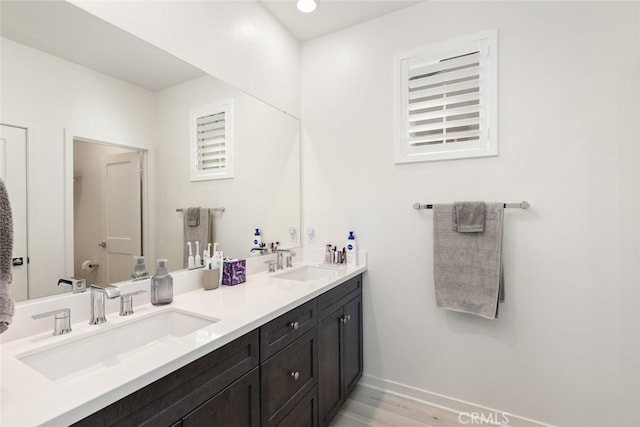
[453,201,485,233]
[182,208,213,268]
[433,203,504,319]
[186,207,200,227]
[0,179,14,334]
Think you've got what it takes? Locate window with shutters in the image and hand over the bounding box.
[394,30,497,163]
[190,100,234,181]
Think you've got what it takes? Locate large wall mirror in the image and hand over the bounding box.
[0,0,301,302]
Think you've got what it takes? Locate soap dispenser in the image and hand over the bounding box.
[151,259,173,305]
[131,256,149,281]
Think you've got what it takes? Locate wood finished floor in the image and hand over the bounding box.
[330,385,484,427]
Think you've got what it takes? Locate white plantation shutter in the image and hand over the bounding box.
[190,100,234,181]
[395,30,497,163]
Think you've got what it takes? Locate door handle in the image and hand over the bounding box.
[98,241,107,248]
[12,257,23,266]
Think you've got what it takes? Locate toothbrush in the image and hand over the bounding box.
[187,241,195,269]
[203,243,211,268]
[195,241,201,266]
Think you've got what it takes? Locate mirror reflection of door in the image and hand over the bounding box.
[0,124,28,301]
[73,140,143,285]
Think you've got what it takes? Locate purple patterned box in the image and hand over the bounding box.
[222,259,246,286]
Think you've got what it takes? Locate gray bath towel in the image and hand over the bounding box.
[453,201,485,232]
[0,179,14,333]
[182,208,213,268]
[433,203,504,319]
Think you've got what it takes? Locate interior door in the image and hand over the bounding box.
[0,124,28,301]
[101,151,142,283]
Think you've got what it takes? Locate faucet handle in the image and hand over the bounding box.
[120,290,147,316]
[32,308,72,335]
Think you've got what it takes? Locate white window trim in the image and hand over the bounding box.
[394,29,498,164]
[189,99,234,181]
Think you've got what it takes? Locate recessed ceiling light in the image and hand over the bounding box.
[296,0,317,13]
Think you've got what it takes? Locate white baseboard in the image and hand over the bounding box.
[359,374,555,427]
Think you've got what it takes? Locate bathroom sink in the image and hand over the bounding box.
[273,265,338,282]
[18,309,218,383]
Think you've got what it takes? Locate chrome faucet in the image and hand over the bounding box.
[251,247,270,255]
[89,284,121,325]
[276,249,296,270]
[58,277,86,293]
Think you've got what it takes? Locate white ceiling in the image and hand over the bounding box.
[0,0,206,92]
[1,0,419,92]
[260,0,420,41]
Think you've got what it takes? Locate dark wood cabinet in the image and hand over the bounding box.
[182,367,260,427]
[74,274,362,427]
[317,276,363,427]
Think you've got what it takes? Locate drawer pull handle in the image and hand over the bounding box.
[289,321,299,330]
[290,371,300,380]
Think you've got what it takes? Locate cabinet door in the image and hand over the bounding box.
[182,367,260,427]
[343,295,363,399]
[261,329,318,426]
[317,307,343,427]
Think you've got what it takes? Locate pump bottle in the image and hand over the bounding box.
[346,231,358,266]
[151,259,173,305]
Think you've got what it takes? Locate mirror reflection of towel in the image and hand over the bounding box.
[186,207,200,227]
[183,208,213,268]
[0,179,15,334]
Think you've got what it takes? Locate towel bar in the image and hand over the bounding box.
[413,201,530,210]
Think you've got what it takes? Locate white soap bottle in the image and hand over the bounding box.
[346,231,357,266]
[253,228,262,248]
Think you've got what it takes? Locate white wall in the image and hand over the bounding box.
[0,38,157,299]
[156,75,300,271]
[71,0,301,118]
[301,2,640,426]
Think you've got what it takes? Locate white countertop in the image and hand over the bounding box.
[0,255,366,426]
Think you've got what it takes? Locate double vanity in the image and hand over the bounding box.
[0,252,366,426]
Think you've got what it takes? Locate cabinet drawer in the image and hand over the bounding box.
[277,386,318,427]
[182,367,260,427]
[261,329,318,426]
[261,299,317,360]
[317,275,362,322]
[73,329,259,427]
